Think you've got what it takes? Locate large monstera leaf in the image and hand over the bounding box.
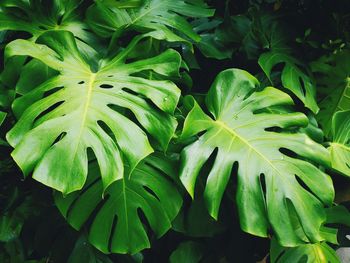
[54,154,183,254]
[179,69,334,246]
[6,30,181,194]
[328,110,350,176]
[86,0,214,43]
[310,50,350,137]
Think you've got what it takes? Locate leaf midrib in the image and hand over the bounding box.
[67,72,96,177]
[215,120,282,175]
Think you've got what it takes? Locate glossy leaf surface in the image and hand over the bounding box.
[180,69,333,246]
[6,30,181,194]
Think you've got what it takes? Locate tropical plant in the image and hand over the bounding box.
[1,0,350,262]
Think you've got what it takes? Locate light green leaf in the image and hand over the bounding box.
[179,69,333,246]
[6,30,181,194]
[86,0,214,43]
[270,238,340,263]
[0,111,5,126]
[259,51,319,113]
[328,110,350,176]
[54,154,183,254]
[311,50,350,136]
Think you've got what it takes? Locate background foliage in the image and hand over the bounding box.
[1,0,350,262]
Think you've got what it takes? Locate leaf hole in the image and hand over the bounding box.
[97,120,117,144]
[108,215,119,252]
[143,186,160,201]
[33,100,65,124]
[122,87,139,96]
[99,84,114,89]
[195,147,219,194]
[43,86,64,97]
[50,132,67,147]
[78,81,85,84]
[294,175,322,203]
[265,126,283,132]
[299,77,307,96]
[137,208,152,236]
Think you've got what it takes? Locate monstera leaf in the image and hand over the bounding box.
[86,0,214,43]
[270,238,339,263]
[270,205,350,263]
[179,69,333,246]
[6,30,181,194]
[328,110,350,176]
[251,10,318,113]
[0,0,88,40]
[259,52,319,113]
[310,50,350,136]
[54,154,183,254]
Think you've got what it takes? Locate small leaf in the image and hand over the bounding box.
[328,110,350,176]
[310,50,350,136]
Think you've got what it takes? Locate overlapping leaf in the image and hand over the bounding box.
[0,0,100,113]
[86,0,214,43]
[179,69,333,246]
[54,154,182,254]
[311,50,350,136]
[259,52,319,113]
[328,110,350,176]
[270,238,339,263]
[0,0,88,40]
[270,205,350,263]
[6,30,181,194]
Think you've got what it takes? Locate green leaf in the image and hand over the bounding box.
[191,18,234,60]
[54,154,183,254]
[270,237,340,263]
[326,205,350,227]
[328,110,350,176]
[86,0,214,43]
[310,50,350,136]
[6,30,181,194]
[259,51,319,113]
[0,0,88,40]
[169,241,203,263]
[179,69,333,246]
